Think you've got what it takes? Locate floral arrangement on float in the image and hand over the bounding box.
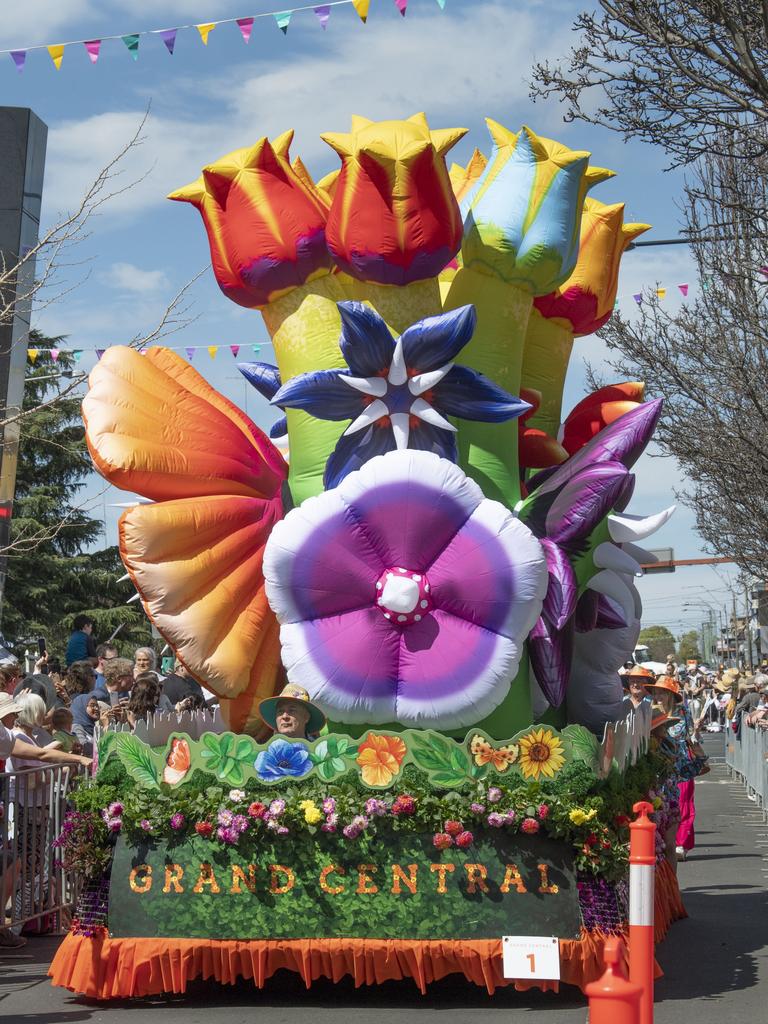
[50,113,686,999]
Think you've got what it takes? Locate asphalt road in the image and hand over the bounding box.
[1,735,765,1024]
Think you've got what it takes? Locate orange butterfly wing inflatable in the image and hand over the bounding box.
[83,347,288,737]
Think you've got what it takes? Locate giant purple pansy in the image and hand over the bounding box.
[270,302,531,488]
[263,450,548,729]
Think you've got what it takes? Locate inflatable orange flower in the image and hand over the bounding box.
[83,346,288,736]
[561,382,645,456]
[322,113,466,284]
[356,733,407,787]
[169,130,332,309]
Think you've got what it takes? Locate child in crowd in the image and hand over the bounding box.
[50,707,81,754]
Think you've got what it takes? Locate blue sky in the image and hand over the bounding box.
[2,0,743,641]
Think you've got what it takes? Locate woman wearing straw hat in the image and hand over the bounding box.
[650,703,683,871]
[646,675,707,861]
[259,684,326,741]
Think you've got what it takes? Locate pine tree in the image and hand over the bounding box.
[2,332,151,657]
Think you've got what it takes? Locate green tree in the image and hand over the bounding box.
[2,333,151,658]
[677,631,701,663]
[638,625,677,663]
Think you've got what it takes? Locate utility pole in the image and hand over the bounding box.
[732,592,739,668]
[745,584,754,671]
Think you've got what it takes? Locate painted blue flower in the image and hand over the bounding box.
[254,738,312,781]
[269,302,531,487]
[238,361,288,440]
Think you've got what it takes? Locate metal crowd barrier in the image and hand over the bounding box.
[725,721,768,816]
[0,764,85,933]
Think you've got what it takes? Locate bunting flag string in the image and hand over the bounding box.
[3,0,447,71]
[25,342,268,365]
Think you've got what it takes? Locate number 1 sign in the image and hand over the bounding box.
[502,935,560,980]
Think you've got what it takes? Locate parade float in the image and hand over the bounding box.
[49,113,685,999]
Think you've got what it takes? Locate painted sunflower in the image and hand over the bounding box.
[517,728,566,780]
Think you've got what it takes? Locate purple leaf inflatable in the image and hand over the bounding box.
[540,538,578,630]
[544,461,629,546]
[528,615,574,708]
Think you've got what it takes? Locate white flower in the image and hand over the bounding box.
[228,788,246,803]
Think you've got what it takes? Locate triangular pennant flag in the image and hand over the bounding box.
[27,349,38,363]
[229,344,241,358]
[122,35,140,60]
[632,293,642,305]
[236,17,254,43]
[196,23,216,45]
[394,0,408,14]
[160,29,177,54]
[84,40,101,64]
[72,350,82,363]
[314,5,331,28]
[10,51,26,72]
[352,0,370,20]
[252,345,262,355]
[678,283,689,297]
[47,45,65,70]
[435,0,447,7]
[185,347,195,361]
[207,345,218,359]
[50,348,60,362]
[95,349,105,360]
[274,11,293,33]
[656,287,666,300]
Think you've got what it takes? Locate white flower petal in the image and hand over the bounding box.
[390,412,410,450]
[408,363,453,396]
[343,399,388,435]
[387,337,408,385]
[409,396,457,432]
[340,375,388,397]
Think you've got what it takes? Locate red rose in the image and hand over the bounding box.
[432,832,453,850]
[585,833,598,847]
[195,821,213,838]
[614,814,629,827]
[455,831,474,848]
[444,820,463,836]
[248,802,267,819]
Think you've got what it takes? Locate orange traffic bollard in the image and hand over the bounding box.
[629,800,656,1024]
[585,936,642,1024]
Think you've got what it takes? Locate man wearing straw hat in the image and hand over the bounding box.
[259,684,326,741]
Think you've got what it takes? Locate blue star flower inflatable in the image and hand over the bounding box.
[269,301,531,487]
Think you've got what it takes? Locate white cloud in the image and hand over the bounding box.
[104,261,169,293]
[40,3,575,222]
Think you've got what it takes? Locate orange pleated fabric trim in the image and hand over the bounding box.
[49,865,687,1000]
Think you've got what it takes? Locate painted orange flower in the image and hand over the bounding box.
[356,733,407,787]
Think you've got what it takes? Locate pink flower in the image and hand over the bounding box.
[216,826,239,844]
[487,812,506,827]
[503,809,516,823]
[106,817,122,833]
[170,812,185,830]
[107,801,124,816]
[470,802,486,815]
[343,823,362,839]
[487,787,502,804]
[321,820,338,833]
[455,830,474,848]
[444,820,463,836]
[521,817,540,834]
[140,819,152,832]
[538,803,550,819]
[365,798,388,817]
[232,814,249,833]
[391,794,416,816]
[269,799,286,817]
[433,832,453,850]
[217,809,234,827]
[322,797,336,814]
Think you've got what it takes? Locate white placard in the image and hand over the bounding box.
[502,935,560,980]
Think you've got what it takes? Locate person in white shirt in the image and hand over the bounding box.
[0,693,90,948]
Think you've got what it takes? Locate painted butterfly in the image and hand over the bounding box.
[163,737,191,786]
[469,734,519,772]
